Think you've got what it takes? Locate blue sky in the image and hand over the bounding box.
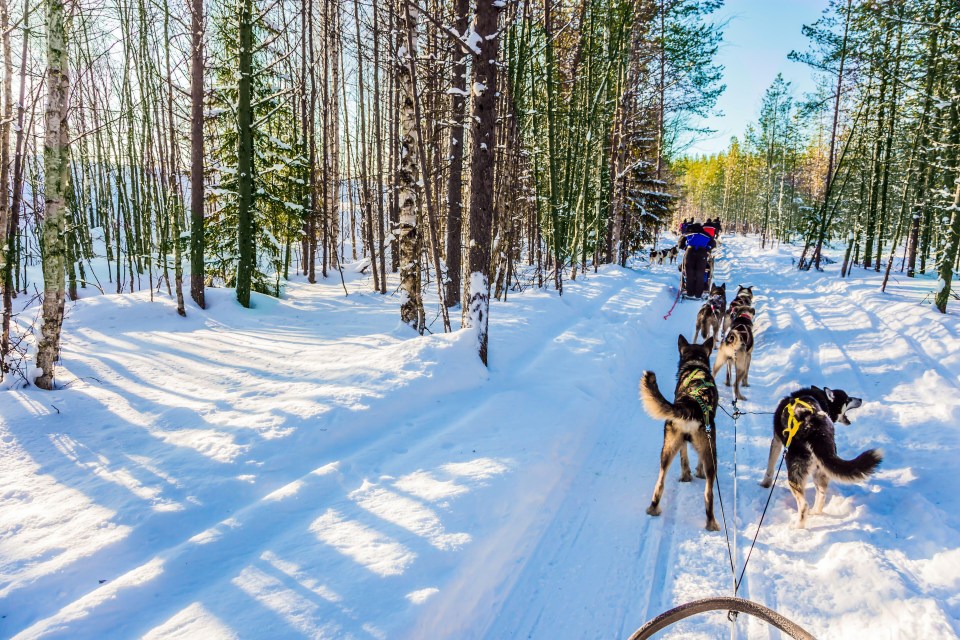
[683,0,832,157]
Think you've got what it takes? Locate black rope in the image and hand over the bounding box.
[714,399,785,595]
[737,452,785,592]
[707,426,736,585]
[717,402,775,419]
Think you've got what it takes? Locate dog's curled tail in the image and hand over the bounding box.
[639,371,678,421]
[815,441,883,482]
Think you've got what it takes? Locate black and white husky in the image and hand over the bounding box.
[761,386,863,486]
[695,283,726,348]
[714,306,755,401]
[639,335,721,531]
[761,387,880,528]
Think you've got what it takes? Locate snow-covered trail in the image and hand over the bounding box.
[1,236,958,639]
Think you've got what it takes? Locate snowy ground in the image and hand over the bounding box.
[1,235,958,639]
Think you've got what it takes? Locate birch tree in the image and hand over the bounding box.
[37,0,70,390]
[396,0,424,332]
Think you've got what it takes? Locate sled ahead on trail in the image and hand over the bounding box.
[679,247,714,300]
[677,224,717,300]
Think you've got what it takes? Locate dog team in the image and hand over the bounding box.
[649,246,679,265]
[640,283,882,531]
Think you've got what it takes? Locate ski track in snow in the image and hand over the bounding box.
[1,236,959,639]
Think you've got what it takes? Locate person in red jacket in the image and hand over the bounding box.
[703,218,717,238]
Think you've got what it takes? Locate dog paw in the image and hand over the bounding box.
[679,472,693,482]
[705,519,721,532]
[759,478,772,488]
[695,470,706,479]
[646,504,662,517]
[743,382,751,387]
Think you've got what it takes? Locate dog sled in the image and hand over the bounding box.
[679,248,714,300]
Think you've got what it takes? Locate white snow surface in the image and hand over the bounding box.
[2,236,959,638]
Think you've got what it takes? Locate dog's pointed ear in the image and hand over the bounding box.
[718,283,725,292]
[703,336,714,352]
[678,334,690,350]
[747,286,753,293]
[824,388,835,402]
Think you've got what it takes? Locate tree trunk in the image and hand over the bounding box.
[37,0,71,390]
[189,0,206,308]
[396,0,424,331]
[464,0,502,365]
[0,0,11,285]
[444,0,470,308]
[934,180,960,313]
[235,0,255,307]
[0,0,22,371]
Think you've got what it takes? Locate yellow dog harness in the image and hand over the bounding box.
[783,398,814,449]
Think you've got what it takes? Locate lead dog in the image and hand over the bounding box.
[640,335,720,531]
[695,283,726,348]
[763,388,879,528]
[714,305,755,401]
[760,386,863,487]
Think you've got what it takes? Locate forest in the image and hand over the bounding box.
[678,0,960,288]
[0,0,958,381]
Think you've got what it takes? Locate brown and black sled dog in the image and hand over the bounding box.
[639,335,720,531]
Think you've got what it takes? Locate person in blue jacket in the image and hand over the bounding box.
[678,223,715,297]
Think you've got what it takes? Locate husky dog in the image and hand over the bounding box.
[649,248,658,265]
[762,390,880,528]
[761,386,863,488]
[695,283,726,348]
[733,284,754,303]
[639,335,720,531]
[714,306,754,401]
[668,246,679,264]
[722,285,754,337]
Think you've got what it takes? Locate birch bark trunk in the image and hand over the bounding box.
[396,0,424,331]
[37,0,71,389]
